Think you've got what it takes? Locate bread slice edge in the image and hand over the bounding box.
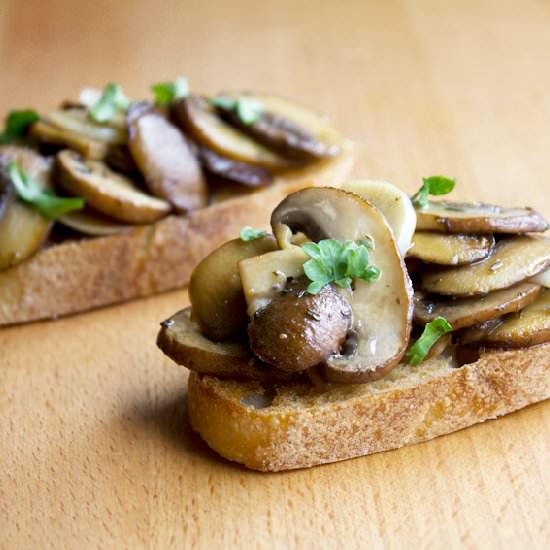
[187,343,550,471]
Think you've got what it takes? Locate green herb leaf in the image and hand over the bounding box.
[8,162,85,219]
[0,110,39,144]
[405,317,453,366]
[211,95,264,125]
[411,175,456,209]
[240,226,268,241]
[88,83,131,123]
[301,238,380,294]
[151,77,189,105]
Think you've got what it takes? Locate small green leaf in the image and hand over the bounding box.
[301,238,380,294]
[151,77,189,105]
[211,95,264,125]
[89,83,130,123]
[211,96,236,111]
[8,162,85,219]
[301,242,321,260]
[0,110,39,144]
[405,317,453,366]
[236,97,263,125]
[240,226,268,241]
[411,175,456,209]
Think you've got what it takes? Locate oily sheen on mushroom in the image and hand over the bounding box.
[270,187,413,382]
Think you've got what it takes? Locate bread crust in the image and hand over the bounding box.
[187,343,550,471]
[0,147,353,325]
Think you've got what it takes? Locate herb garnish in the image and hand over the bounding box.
[406,317,453,366]
[301,239,380,295]
[240,226,268,241]
[211,95,264,125]
[88,83,131,123]
[8,162,85,219]
[411,176,456,209]
[0,110,39,144]
[151,77,189,105]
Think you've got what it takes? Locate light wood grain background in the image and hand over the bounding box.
[1,0,549,548]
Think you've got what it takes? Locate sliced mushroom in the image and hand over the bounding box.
[57,209,132,236]
[342,180,417,256]
[56,150,171,224]
[477,289,550,347]
[218,92,341,160]
[126,102,207,212]
[415,201,548,233]
[171,96,291,170]
[414,281,541,330]
[157,308,294,381]
[239,245,308,315]
[425,332,453,360]
[199,146,273,188]
[45,109,126,145]
[248,279,352,372]
[29,121,109,160]
[422,236,550,296]
[271,187,413,382]
[457,319,503,345]
[0,146,53,269]
[531,268,550,288]
[189,235,277,340]
[408,232,494,265]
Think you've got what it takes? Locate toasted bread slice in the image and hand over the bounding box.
[187,343,550,471]
[0,145,353,325]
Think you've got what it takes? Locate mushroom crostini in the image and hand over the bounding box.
[157,178,550,471]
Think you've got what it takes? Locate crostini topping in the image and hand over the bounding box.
[240,226,268,241]
[8,161,85,218]
[88,83,131,123]
[406,317,453,365]
[411,175,455,209]
[211,95,264,126]
[301,238,380,294]
[0,110,39,144]
[342,180,417,255]
[151,77,189,105]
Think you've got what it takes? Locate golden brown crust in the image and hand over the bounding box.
[187,343,550,471]
[0,146,353,325]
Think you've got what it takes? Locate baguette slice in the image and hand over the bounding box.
[0,144,353,325]
[187,343,550,471]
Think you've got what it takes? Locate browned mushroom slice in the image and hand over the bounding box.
[29,121,109,160]
[156,308,294,381]
[57,150,171,224]
[415,201,548,234]
[477,289,550,347]
[414,282,542,330]
[422,236,550,296]
[189,236,278,340]
[217,93,341,161]
[456,319,503,345]
[270,187,413,383]
[199,146,273,188]
[127,102,207,212]
[407,232,494,265]
[0,146,53,269]
[45,109,127,145]
[171,96,291,171]
[57,209,132,236]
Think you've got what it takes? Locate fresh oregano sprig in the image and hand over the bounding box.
[411,176,456,209]
[406,317,453,366]
[301,239,380,294]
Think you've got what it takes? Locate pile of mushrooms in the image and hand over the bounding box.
[158,183,550,386]
[0,89,343,271]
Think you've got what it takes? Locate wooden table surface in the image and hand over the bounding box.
[1,0,549,548]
